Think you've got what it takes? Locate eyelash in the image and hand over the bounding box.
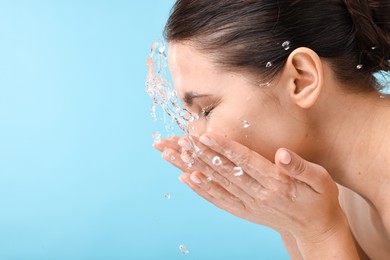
[201,104,215,118]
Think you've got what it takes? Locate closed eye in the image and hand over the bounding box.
[201,104,216,118]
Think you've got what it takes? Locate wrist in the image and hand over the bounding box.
[294,208,348,244]
[294,214,359,259]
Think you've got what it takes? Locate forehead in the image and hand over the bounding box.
[167,42,223,95]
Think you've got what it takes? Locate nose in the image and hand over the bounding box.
[188,120,206,137]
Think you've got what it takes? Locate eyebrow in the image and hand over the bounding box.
[183,92,211,106]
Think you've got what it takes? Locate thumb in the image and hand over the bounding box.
[275,148,333,194]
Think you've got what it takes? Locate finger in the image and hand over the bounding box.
[275,148,334,194]
[162,148,191,172]
[153,136,181,152]
[177,135,268,196]
[198,133,284,182]
[193,135,282,191]
[192,156,259,204]
[195,141,270,193]
[180,172,247,212]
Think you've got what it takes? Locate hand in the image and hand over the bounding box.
[154,133,346,243]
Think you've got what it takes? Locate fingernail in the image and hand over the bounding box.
[190,174,202,184]
[178,138,192,151]
[181,153,192,163]
[199,135,213,146]
[280,150,291,165]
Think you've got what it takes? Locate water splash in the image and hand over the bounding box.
[145,39,201,160]
[146,40,193,134]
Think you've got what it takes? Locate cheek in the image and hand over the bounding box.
[187,104,297,162]
[205,112,289,162]
[188,119,230,138]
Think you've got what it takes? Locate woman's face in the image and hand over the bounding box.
[168,42,307,161]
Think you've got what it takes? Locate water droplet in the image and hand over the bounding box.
[291,195,297,202]
[206,176,213,182]
[193,145,202,156]
[186,162,193,168]
[266,61,272,68]
[259,82,271,87]
[171,156,176,161]
[164,151,170,157]
[241,120,251,128]
[152,131,161,143]
[165,123,174,132]
[233,166,244,177]
[150,105,157,121]
[192,113,199,121]
[179,244,189,254]
[356,64,363,70]
[158,43,166,54]
[282,41,290,50]
[212,156,222,166]
[164,193,171,200]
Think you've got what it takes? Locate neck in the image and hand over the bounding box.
[306,86,390,211]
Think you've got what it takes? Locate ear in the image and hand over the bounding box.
[283,47,324,109]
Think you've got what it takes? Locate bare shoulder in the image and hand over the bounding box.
[338,184,390,259]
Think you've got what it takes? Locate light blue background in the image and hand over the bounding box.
[0,1,288,259]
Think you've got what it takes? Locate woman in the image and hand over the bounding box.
[153,0,390,259]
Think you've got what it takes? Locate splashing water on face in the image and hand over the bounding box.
[145,40,201,156]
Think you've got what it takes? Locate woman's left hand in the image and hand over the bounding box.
[154,133,346,243]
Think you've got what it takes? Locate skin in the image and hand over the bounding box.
[153,42,390,259]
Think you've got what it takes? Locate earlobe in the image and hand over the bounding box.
[285,47,323,109]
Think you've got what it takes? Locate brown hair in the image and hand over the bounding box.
[164,0,390,91]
